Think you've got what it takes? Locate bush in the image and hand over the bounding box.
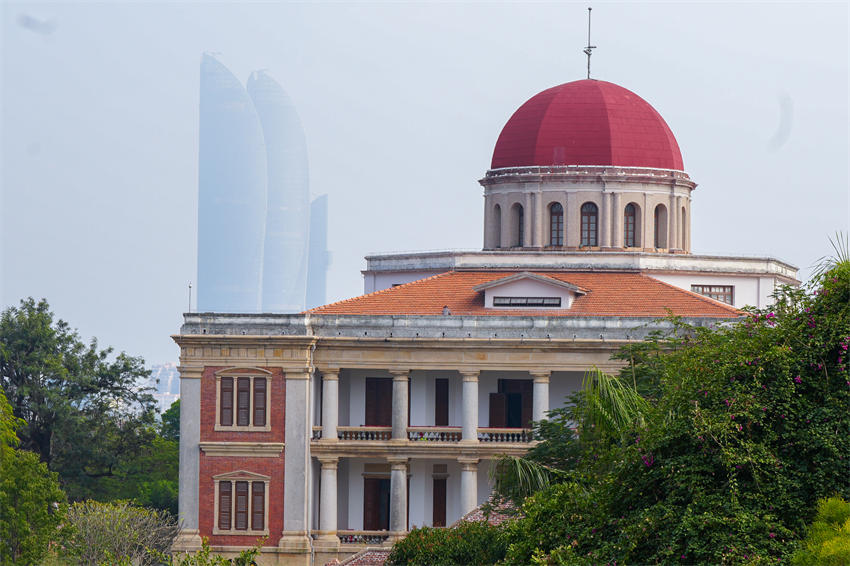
[387,520,507,566]
[791,496,850,565]
[62,500,178,566]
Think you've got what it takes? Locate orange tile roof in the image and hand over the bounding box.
[307,271,741,318]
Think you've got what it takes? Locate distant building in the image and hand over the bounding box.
[173,77,797,563]
[197,54,327,314]
[146,362,180,413]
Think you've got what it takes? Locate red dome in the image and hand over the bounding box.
[491,79,684,170]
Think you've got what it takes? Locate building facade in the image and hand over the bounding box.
[174,77,798,564]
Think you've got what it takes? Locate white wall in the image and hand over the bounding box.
[483,277,576,309]
[366,270,443,294]
[652,273,779,308]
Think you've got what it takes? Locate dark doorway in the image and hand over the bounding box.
[435,378,449,426]
[432,478,447,527]
[363,477,391,531]
[365,378,392,426]
[489,379,533,428]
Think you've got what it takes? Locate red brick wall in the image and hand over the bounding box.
[198,366,285,545]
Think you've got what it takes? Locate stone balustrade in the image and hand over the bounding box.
[337,426,392,441]
[337,530,392,545]
[477,427,533,443]
[407,426,462,442]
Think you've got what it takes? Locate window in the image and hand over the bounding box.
[214,471,270,535]
[493,297,561,307]
[549,202,563,246]
[624,203,637,247]
[216,370,271,431]
[510,203,524,247]
[580,203,598,247]
[654,204,668,248]
[493,204,502,248]
[691,285,734,305]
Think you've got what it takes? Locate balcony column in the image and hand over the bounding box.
[389,458,408,538]
[530,370,551,423]
[390,370,409,442]
[459,457,479,516]
[460,370,480,443]
[315,456,340,551]
[321,370,339,442]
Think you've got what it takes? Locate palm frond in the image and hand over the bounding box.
[490,455,566,502]
[811,231,849,281]
[581,367,648,438]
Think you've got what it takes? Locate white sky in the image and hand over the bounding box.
[2,2,848,365]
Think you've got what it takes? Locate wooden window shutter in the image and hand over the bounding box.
[363,478,379,530]
[377,379,393,427]
[251,482,265,530]
[218,481,232,530]
[489,393,507,428]
[235,481,249,530]
[253,378,266,427]
[237,378,250,426]
[435,379,449,426]
[432,478,447,527]
[220,378,233,426]
[521,380,534,428]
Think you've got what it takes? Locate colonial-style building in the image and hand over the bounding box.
[173,78,797,565]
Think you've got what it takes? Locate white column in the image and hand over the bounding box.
[612,192,623,248]
[600,192,612,248]
[459,458,479,516]
[389,458,408,536]
[668,192,678,251]
[460,370,479,443]
[280,369,312,553]
[530,370,550,423]
[390,370,409,441]
[174,365,202,550]
[321,370,339,442]
[316,457,340,550]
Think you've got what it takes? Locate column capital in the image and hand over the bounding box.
[458,457,479,471]
[387,457,408,470]
[177,365,204,380]
[317,456,339,468]
[389,369,409,381]
[285,369,311,381]
[320,370,339,381]
[459,370,480,382]
[529,370,550,383]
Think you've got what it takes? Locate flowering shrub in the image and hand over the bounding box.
[500,258,850,565]
[386,520,507,566]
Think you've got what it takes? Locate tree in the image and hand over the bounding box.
[0,447,67,565]
[161,399,180,442]
[494,248,850,564]
[0,298,157,500]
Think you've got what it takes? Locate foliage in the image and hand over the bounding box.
[61,500,179,566]
[791,496,850,565]
[493,253,850,564]
[161,399,180,442]
[0,387,22,457]
[0,447,67,565]
[157,537,265,566]
[387,520,508,566]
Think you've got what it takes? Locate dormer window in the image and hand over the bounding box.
[493,297,562,307]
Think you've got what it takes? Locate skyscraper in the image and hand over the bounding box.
[197,54,267,312]
[197,55,326,313]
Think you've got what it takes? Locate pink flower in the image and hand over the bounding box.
[794,376,802,384]
[769,532,776,538]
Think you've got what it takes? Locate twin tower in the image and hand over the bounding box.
[197,54,329,313]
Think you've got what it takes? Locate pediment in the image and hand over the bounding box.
[472,272,586,295]
[212,470,271,481]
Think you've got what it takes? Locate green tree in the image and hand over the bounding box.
[0,447,67,565]
[161,399,180,442]
[792,496,850,565]
[0,298,157,500]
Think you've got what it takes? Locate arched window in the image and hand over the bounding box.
[654,204,668,248]
[549,202,564,246]
[493,204,502,248]
[624,203,636,247]
[580,202,598,247]
[511,203,524,247]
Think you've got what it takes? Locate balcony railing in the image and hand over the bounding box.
[312,425,533,443]
[408,426,462,442]
[338,426,392,441]
[337,530,392,545]
[478,427,533,443]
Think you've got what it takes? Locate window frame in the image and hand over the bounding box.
[215,368,273,432]
[580,202,598,247]
[549,202,564,247]
[691,285,734,305]
[624,203,637,248]
[213,471,270,536]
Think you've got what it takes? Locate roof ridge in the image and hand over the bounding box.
[641,273,742,314]
[304,271,456,314]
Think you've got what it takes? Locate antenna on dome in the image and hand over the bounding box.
[583,7,596,79]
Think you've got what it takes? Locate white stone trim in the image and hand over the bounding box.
[200,442,284,457]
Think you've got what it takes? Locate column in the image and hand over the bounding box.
[676,195,685,252]
[389,458,408,537]
[315,456,340,550]
[459,457,479,516]
[321,370,339,442]
[460,370,479,443]
[668,192,678,251]
[390,370,409,441]
[530,370,550,423]
[174,365,202,550]
[612,192,623,248]
[600,192,612,248]
[280,369,312,554]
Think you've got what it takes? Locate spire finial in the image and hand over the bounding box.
[583,7,596,79]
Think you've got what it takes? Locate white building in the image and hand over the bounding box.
[172,77,797,565]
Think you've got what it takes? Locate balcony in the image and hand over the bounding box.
[312,425,532,444]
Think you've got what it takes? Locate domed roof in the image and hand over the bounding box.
[491,79,684,171]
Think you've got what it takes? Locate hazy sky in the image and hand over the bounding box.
[2,2,848,366]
